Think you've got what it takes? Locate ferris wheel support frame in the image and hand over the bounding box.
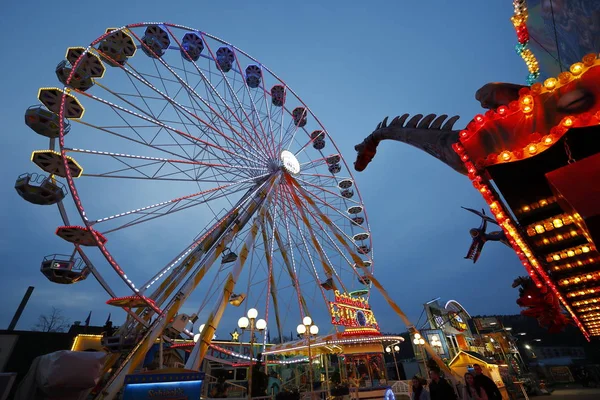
[96,176,277,399]
[185,191,278,370]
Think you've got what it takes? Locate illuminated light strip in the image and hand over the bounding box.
[92,173,267,224]
[577,305,600,313]
[552,257,600,273]
[263,335,405,356]
[104,28,272,166]
[568,286,600,298]
[546,245,595,263]
[451,66,600,341]
[510,0,540,84]
[580,315,600,322]
[572,297,600,307]
[559,271,600,287]
[525,214,575,237]
[517,197,557,216]
[66,148,266,171]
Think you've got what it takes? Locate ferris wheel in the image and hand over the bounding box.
[17,22,374,395]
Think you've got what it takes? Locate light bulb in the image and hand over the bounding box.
[297,324,307,335]
[310,325,319,335]
[394,345,400,351]
[256,318,267,331]
[199,324,205,333]
[303,316,312,326]
[247,308,258,319]
[194,333,200,343]
[386,347,391,353]
[238,316,249,329]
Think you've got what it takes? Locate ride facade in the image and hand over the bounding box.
[355,0,600,340]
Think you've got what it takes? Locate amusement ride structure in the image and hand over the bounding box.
[355,0,600,340]
[16,22,444,399]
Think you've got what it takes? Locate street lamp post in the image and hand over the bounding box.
[385,343,401,381]
[413,334,427,377]
[297,316,319,400]
[238,308,266,399]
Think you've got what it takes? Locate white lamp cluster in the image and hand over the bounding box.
[430,335,442,353]
[297,316,319,336]
[413,333,425,346]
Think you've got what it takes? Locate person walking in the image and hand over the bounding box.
[410,376,431,400]
[463,372,488,400]
[428,369,457,400]
[473,364,501,400]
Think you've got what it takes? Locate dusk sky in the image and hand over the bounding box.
[1,1,530,337]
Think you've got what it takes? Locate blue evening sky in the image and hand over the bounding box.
[1,1,529,335]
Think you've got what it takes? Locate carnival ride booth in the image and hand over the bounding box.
[453,58,600,339]
[448,351,508,399]
[264,332,404,396]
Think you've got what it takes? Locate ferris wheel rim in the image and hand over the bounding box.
[51,21,374,316]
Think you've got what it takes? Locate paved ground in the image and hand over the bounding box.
[543,387,600,399]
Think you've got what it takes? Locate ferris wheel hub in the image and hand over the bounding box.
[280,150,300,174]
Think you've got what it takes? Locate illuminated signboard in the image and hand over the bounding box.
[329,290,379,330]
[448,312,467,332]
[123,372,204,400]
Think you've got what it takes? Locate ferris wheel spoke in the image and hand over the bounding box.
[144,56,269,167]
[174,30,276,160]
[66,147,264,175]
[295,176,362,206]
[299,157,329,170]
[78,156,255,183]
[93,175,260,229]
[290,180,369,272]
[292,179,365,232]
[75,89,265,168]
[229,51,278,161]
[132,27,274,163]
[280,111,307,155]
[278,183,350,294]
[92,49,268,165]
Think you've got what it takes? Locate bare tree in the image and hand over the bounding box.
[32,307,70,332]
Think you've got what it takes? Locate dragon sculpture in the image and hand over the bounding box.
[461,207,510,263]
[354,82,593,173]
[353,81,595,333]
